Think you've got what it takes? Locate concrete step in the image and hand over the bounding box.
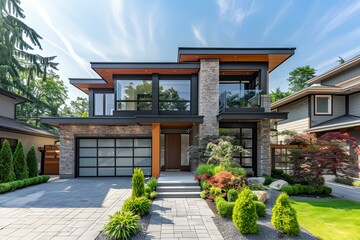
[157,191,202,198]
[157,186,201,192]
[157,181,199,187]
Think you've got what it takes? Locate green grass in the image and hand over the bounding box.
[291,199,360,240]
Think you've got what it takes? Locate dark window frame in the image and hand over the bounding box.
[158,79,191,112]
[94,93,114,116]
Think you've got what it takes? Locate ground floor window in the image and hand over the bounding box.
[77,137,151,177]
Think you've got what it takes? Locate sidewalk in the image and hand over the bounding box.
[326,181,360,202]
[146,198,223,240]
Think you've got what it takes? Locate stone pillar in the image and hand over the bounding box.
[198,59,219,137]
[59,125,76,178]
[261,94,271,112]
[257,119,271,176]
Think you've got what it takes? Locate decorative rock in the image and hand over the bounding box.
[247,177,265,185]
[252,191,268,203]
[269,180,288,190]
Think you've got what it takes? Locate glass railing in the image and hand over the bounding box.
[219,89,263,111]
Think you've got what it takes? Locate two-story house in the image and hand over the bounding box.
[271,54,360,177]
[41,47,295,179]
[0,87,59,165]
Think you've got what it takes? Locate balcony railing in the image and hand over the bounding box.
[219,90,263,112]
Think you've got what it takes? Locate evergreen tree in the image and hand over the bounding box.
[13,140,28,180]
[0,139,15,182]
[26,145,38,177]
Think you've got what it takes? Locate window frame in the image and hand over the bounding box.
[158,79,191,112]
[94,93,114,116]
[314,95,332,115]
[115,80,153,111]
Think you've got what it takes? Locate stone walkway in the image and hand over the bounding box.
[146,198,223,240]
[0,178,131,240]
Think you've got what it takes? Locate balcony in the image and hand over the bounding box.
[219,89,263,113]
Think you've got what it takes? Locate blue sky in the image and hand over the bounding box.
[21,0,360,101]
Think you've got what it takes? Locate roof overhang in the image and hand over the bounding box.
[91,62,200,84]
[309,120,360,133]
[0,88,29,103]
[69,78,111,94]
[217,112,288,121]
[178,47,295,73]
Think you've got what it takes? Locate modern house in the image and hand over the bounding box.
[41,47,295,179]
[0,88,59,167]
[271,54,360,177]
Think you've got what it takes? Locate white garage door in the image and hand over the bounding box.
[77,138,152,177]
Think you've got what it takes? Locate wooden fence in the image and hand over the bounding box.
[39,145,60,175]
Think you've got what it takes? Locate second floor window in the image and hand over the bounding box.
[315,95,332,115]
[159,80,190,111]
[95,93,114,116]
[116,80,152,111]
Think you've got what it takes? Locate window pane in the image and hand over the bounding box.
[79,158,97,167]
[98,158,115,166]
[98,139,114,147]
[105,94,114,116]
[79,168,97,176]
[134,139,151,147]
[159,80,190,101]
[140,167,151,176]
[317,97,329,113]
[116,139,133,147]
[134,157,151,166]
[79,139,96,147]
[98,148,115,157]
[116,167,133,176]
[117,101,152,111]
[79,148,97,157]
[134,148,151,156]
[241,139,253,148]
[242,158,252,167]
[116,80,152,101]
[116,158,133,166]
[116,148,133,157]
[95,94,104,115]
[159,102,190,111]
[98,168,114,176]
[242,128,253,138]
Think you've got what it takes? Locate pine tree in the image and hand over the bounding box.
[13,140,28,180]
[26,146,38,177]
[0,139,15,182]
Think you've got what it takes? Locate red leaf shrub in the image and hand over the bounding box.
[194,174,210,181]
[285,133,317,145]
[207,171,247,191]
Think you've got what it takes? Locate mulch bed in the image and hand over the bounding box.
[207,189,318,240]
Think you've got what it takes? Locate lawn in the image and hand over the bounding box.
[291,199,360,240]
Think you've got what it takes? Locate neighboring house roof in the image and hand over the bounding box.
[0,88,29,103]
[308,115,360,133]
[307,54,360,85]
[0,116,59,139]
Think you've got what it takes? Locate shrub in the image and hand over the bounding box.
[102,211,140,240]
[144,185,151,199]
[13,141,28,180]
[0,140,15,183]
[42,175,50,182]
[26,146,38,178]
[249,183,267,190]
[0,175,50,194]
[271,193,300,236]
[323,186,332,195]
[200,180,211,190]
[334,177,353,186]
[251,192,258,201]
[196,164,216,176]
[149,191,157,200]
[226,167,246,177]
[227,189,238,202]
[215,196,225,208]
[0,183,11,193]
[147,178,157,191]
[353,181,360,187]
[214,166,224,174]
[217,200,235,218]
[232,189,259,234]
[122,197,151,217]
[281,186,294,195]
[263,174,277,185]
[200,191,206,199]
[209,186,222,198]
[208,171,233,189]
[131,169,144,198]
[254,201,266,217]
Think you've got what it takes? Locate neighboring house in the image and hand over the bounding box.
[41,47,295,178]
[0,88,59,170]
[271,54,360,177]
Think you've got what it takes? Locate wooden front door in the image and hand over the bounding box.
[165,134,181,170]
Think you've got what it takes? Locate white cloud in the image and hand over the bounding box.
[216,0,256,24]
[191,25,207,46]
[315,46,360,71]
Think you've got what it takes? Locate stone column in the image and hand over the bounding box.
[59,125,76,178]
[257,119,271,176]
[198,59,219,137]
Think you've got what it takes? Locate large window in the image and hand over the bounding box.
[94,93,114,116]
[116,80,152,111]
[315,95,332,115]
[159,80,190,111]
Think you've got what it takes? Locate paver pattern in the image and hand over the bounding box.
[0,178,131,240]
[146,198,223,240]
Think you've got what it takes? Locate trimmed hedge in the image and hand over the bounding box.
[216,198,235,218]
[334,177,360,187]
[280,184,332,196]
[263,174,277,185]
[121,197,151,217]
[254,201,266,217]
[227,189,238,202]
[0,175,50,194]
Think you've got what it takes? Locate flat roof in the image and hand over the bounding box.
[0,88,29,103]
[69,78,110,94]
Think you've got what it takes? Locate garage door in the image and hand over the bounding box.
[77,138,152,177]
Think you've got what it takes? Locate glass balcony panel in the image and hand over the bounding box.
[219,89,263,111]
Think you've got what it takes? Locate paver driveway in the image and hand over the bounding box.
[0,178,131,240]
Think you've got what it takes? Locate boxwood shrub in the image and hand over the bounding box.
[0,175,50,194]
[280,184,332,196]
[217,200,235,218]
[254,201,266,217]
[227,189,238,202]
[121,197,151,217]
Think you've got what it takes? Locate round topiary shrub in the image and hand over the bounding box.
[227,189,238,202]
[122,197,151,217]
[149,191,157,200]
[0,140,15,183]
[26,146,38,178]
[217,200,235,218]
[102,210,140,240]
[271,192,300,236]
[281,186,294,195]
[254,201,266,217]
[232,189,259,234]
[132,168,145,198]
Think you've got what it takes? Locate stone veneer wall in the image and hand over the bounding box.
[257,94,271,176]
[59,125,152,178]
[198,59,220,137]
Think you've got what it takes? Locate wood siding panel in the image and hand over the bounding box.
[321,64,360,86]
[310,95,346,127]
[151,123,160,177]
[349,92,360,116]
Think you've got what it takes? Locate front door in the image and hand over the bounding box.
[165,133,181,170]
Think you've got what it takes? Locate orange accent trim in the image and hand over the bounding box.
[152,123,161,177]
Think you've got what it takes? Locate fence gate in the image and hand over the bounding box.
[40,145,60,175]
